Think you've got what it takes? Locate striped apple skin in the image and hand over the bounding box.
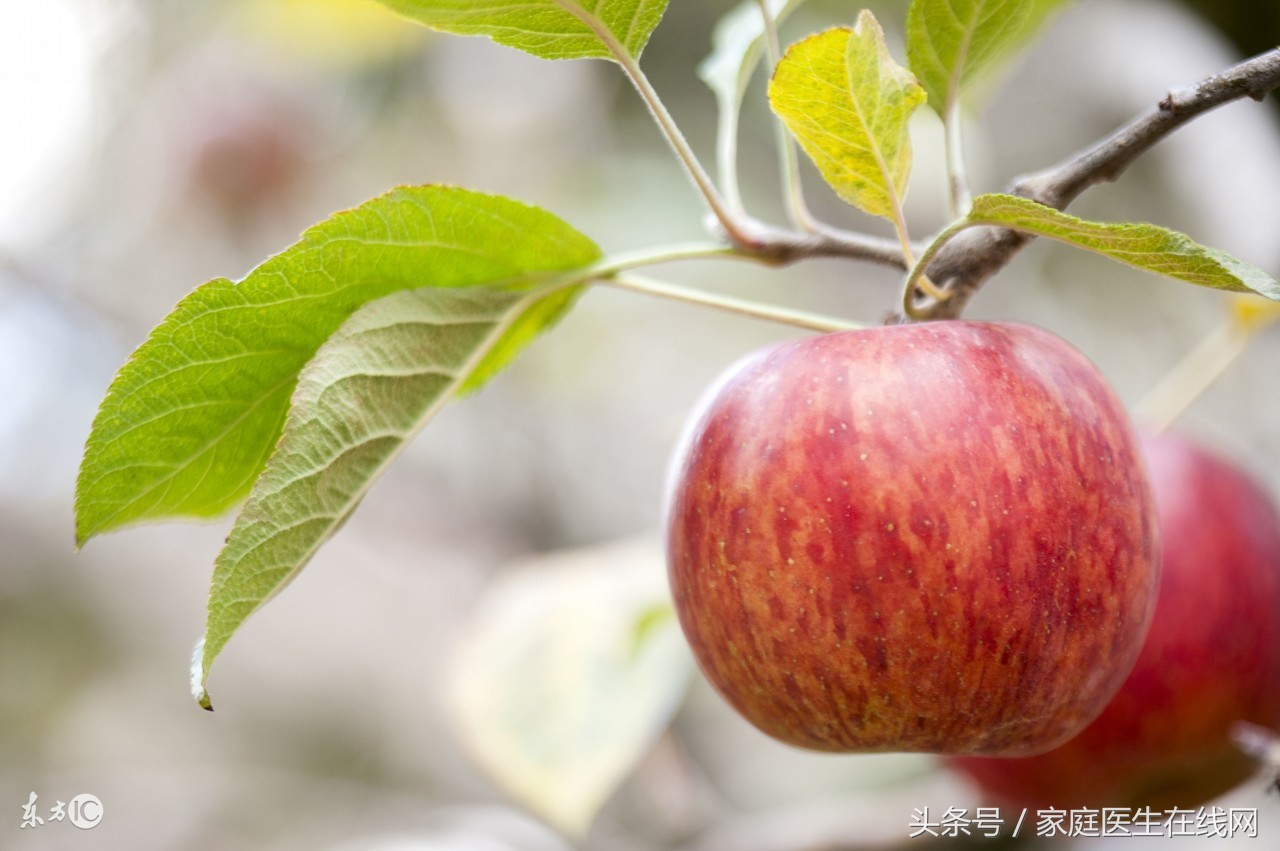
[948,430,1280,807]
[665,321,1159,754]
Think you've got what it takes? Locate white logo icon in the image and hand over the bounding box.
[68,794,102,829]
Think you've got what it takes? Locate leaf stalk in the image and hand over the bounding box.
[604,273,862,333]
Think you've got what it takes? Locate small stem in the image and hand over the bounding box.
[612,50,755,247]
[585,242,748,276]
[944,96,972,218]
[777,132,817,232]
[734,218,910,267]
[714,102,747,217]
[756,0,783,65]
[880,166,950,307]
[554,2,757,245]
[886,190,916,267]
[581,227,907,275]
[756,0,817,232]
[1133,319,1257,433]
[604,273,863,334]
[890,202,950,305]
[901,220,975,318]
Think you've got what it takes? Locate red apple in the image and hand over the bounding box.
[665,321,1159,754]
[947,431,1280,808]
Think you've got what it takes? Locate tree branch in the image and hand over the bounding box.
[725,217,911,269]
[902,46,1280,321]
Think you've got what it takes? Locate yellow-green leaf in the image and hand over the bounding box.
[373,0,669,61]
[969,193,1280,299]
[768,12,926,220]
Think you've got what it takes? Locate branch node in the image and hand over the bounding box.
[1160,85,1199,114]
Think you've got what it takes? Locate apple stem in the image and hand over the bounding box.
[603,273,863,333]
[902,220,972,320]
[1133,319,1256,433]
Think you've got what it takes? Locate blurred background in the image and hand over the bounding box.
[3,0,1280,848]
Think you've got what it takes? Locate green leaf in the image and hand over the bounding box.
[373,0,670,61]
[76,186,601,545]
[968,194,1280,299]
[906,0,1067,116]
[196,284,582,708]
[449,538,692,835]
[768,12,926,220]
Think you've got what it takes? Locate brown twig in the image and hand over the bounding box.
[716,215,911,270]
[899,46,1280,321]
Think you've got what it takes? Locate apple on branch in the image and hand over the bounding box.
[665,321,1160,755]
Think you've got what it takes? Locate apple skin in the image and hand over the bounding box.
[665,321,1159,755]
[947,431,1280,808]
